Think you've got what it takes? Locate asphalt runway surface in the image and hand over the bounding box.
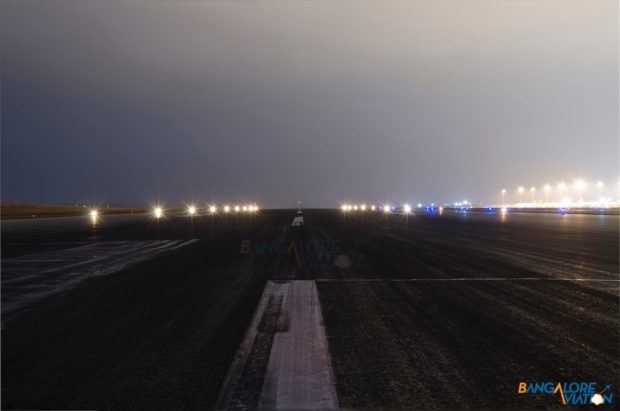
[1,209,618,409]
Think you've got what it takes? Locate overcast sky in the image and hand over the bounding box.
[1,0,618,208]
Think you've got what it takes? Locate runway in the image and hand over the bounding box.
[1,208,618,409]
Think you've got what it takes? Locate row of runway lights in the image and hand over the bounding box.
[341,202,514,215]
[341,203,431,213]
[89,204,260,220]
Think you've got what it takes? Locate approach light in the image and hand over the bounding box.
[188,205,197,215]
[383,204,391,213]
[154,207,163,219]
[90,209,99,218]
[558,182,566,191]
[224,205,231,213]
[242,205,248,212]
[209,205,217,213]
[234,205,240,212]
[361,204,367,211]
[353,205,358,211]
[370,205,376,211]
[403,204,412,213]
[518,187,524,193]
[544,184,551,192]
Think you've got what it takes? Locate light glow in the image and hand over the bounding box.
[403,204,412,213]
[574,179,585,191]
[154,207,163,219]
[209,205,217,213]
[188,205,197,215]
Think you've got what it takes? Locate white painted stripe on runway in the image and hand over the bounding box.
[316,277,619,282]
[1,240,199,319]
[259,280,338,409]
[215,281,290,410]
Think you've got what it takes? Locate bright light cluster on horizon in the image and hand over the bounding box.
[497,178,619,208]
[339,178,619,212]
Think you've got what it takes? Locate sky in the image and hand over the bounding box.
[1,0,618,208]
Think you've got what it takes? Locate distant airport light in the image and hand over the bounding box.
[154,207,163,219]
[224,205,231,213]
[188,205,197,215]
[518,187,524,193]
[403,204,412,213]
[234,205,240,212]
[341,204,347,211]
[574,179,585,190]
[89,209,99,218]
[417,203,422,208]
[383,204,391,213]
[501,207,508,213]
[596,181,604,188]
[361,204,367,211]
[558,182,566,191]
[242,205,248,212]
[209,205,217,213]
[370,205,376,211]
[544,184,551,191]
[353,205,358,211]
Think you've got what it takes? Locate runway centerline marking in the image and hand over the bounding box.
[218,280,338,409]
[259,280,338,409]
